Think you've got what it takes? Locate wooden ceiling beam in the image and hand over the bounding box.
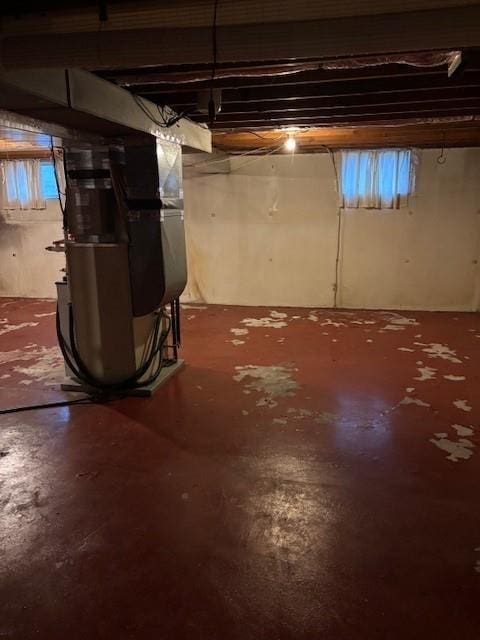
[212,122,480,151]
[120,67,452,94]
[196,102,480,126]
[209,106,480,129]
[148,71,480,108]
[2,6,480,70]
[188,91,480,118]
[0,148,51,159]
[100,48,480,90]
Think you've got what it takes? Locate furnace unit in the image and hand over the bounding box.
[0,68,211,395]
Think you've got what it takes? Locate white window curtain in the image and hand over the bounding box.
[340,149,414,210]
[0,159,46,210]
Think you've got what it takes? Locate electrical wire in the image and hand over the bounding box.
[184,144,285,175]
[183,141,287,171]
[56,303,173,392]
[227,143,286,172]
[1,306,167,414]
[322,146,343,309]
[49,138,66,216]
[437,147,447,164]
[437,132,447,164]
[132,94,188,128]
[0,396,107,416]
[208,0,220,124]
[243,131,285,142]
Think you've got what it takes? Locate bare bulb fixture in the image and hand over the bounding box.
[284,135,297,152]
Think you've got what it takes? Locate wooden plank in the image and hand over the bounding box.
[150,71,480,109]
[2,6,480,70]
[208,106,480,129]
[190,100,480,124]
[212,122,480,151]
[0,148,51,159]
[126,66,451,93]
[183,88,480,116]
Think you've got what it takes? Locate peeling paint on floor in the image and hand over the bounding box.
[383,314,420,327]
[382,314,420,331]
[400,396,430,407]
[414,366,437,381]
[350,319,376,325]
[429,433,475,462]
[233,364,299,409]
[0,320,39,336]
[321,319,347,328]
[418,343,462,364]
[1,299,480,637]
[452,424,474,437]
[230,328,249,336]
[0,345,64,385]
[444,374,466,381]
[269,311,287,320]
[454,399,472,412]
[241,316,287,329]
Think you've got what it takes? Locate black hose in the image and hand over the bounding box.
[56,303,171,393]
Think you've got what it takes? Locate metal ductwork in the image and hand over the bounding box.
[0,69,210,391]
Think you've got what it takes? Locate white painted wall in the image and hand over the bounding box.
[0,200,64,298]
[182,148,480,311]
[1,148,479,311]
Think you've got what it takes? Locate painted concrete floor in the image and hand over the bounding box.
[1,298,480,639]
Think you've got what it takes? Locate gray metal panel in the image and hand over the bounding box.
[56,281,75,380]
[127,213,187,314]
[0,68,69,108]
[0,108,107,146]
[160,210,187,303]
[0,68,212,152]
[66,243,136,385]
[126,139,187,315]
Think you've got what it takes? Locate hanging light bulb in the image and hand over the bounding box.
[284,135,297,152]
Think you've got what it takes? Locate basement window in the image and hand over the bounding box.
[1,158,58,210]
[40,160,59,199]
[340,149,414,209]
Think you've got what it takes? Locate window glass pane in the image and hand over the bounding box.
[16,162,29,206]
[378,150,396,203]
[341,152,359,202]
[40,161,59,199]
[5,163,18,202]
[357,152,370,197]
[397,150,411,195]
[340,149,412,208]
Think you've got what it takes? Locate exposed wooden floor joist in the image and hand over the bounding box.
[212,122,480,152]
